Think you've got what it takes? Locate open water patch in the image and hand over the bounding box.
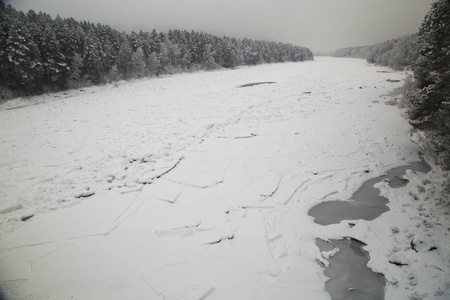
[316,238,386,300]
[238,82,276,88]
[311,158,431,299]
[308,159,431,225]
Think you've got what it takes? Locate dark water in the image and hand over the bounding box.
[316,238,386,300]
[311,159,431,300]
[308,160,431,225]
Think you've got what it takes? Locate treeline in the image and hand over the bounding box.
[0,4,313,98]
[329,46,371,59]
[406,0,450,170]
[331,34,418,70]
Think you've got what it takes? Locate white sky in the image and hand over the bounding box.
[7,0,434,52]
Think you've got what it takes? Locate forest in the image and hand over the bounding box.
[331,34,418,71]
[0,4,313,98]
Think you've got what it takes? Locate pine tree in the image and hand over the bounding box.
[117,39,133,77]
[54,15,76,67]
[157,37,170,73]
[203,43,216,70]
[40,24,68,88]
[221,38,237,68]
[83,30,104,83]
[149,29,160,54]
[147,52,159,76]
[0,5,11,88]
[4,16,42,92]
[132,47,146,77]
[166,39,181,68]
[66,53,83,88]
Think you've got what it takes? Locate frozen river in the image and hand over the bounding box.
[0,57,448,300]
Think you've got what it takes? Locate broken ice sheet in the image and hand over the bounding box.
[141,263,215,300]
[0,195,133,248]
[234,170,281,199]
[144,178,184,203]
[222,164,282,206]
[0,248,31,283]
[187,210,234,245]
[119,198,202,235]
[138,156,183,184]
[321,247,339,260]
[0,208,73,250]
[162,149,229,188]
[27,241,67,262]
[271,259,326,291]
[227,209,280,276]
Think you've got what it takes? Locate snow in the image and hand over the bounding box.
[388,253,411,266]
[0,57,449,299]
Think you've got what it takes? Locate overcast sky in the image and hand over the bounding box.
[7,0,434,52]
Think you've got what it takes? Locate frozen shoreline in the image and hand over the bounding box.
[0,57,448,299]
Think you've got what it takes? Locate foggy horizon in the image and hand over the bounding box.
[5,0,435,53]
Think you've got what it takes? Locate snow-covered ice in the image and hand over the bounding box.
[0,57,449,299]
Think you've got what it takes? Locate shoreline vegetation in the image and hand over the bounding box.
[332,0,449,172]
[0,4,313,100]
[331,34,418,71]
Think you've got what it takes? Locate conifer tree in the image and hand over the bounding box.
[66,53,83,88]
[5,19,41,92]
[132,47,146,77]
[83,30,104,83]
[147,52,159,76]
[117,39,133,77]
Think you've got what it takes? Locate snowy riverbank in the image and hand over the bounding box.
[0,57,448,299]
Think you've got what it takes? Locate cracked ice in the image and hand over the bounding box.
[0,57,435,300]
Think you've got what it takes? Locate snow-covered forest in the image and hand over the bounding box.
[331,34,418,71]
[0,4,313,98]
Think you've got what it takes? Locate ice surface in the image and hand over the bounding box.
[0,249,31,283]
[141,263,216,300]
[0,57,448,300]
